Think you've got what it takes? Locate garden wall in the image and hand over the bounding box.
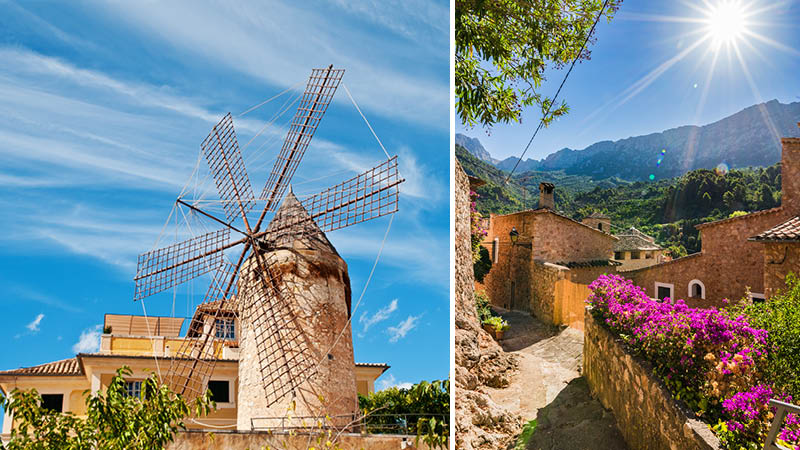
[583,309,720,450]
[168,430,431,450]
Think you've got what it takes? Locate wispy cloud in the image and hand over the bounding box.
[93,0,447,128]
[376,373,414,391]
[387,314,420,343]
[358,298,398,336]
[26,313,45,332]
[72,325,103,353]
[3,283,83,313]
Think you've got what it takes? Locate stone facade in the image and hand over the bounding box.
[627,208,789,307]
[584,309,720,450]
[482,207,616,322]
[763,242,800,297]
[626,133,800,306]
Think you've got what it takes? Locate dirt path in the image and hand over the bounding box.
[485,308,629,450]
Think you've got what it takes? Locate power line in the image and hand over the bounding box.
[505,0,612,181]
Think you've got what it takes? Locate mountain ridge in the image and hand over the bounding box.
[463,100,800,181]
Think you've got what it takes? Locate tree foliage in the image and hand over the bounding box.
[729,274,800,401]
[0,367,213,450]
[358,380,449,448]
[455,0,621,127]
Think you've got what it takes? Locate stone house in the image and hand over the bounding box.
[481,183,619,326]
[626,129,800,307]
[613,227,665,272]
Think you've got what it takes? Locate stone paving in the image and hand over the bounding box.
[484,308,629,450]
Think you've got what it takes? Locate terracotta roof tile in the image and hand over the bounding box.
[0,357,83,376]
[750,216,800,241]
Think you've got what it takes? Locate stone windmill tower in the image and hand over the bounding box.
[131,66,403,430]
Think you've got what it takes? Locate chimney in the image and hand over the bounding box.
[539,182,555,210]
[780,123,800,213]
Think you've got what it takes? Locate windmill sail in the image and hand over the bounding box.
[260,66,345,213]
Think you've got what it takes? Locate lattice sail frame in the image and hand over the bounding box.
[132,66,404,408]
[201,113,256,224]
[261,67,344,210]
[134,229,229,301]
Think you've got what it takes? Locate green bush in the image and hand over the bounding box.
[475,290,493,322]
[473,246,492,282]
[730,273,800,400]
[358,380,449,448]
[0,366,213,450]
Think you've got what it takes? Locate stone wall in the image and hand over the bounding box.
[627,136,800,306]
[168,431,431,450]
[529,261,562,323]
[763,242,800,297]
[583,309,720,450]
[531,212,615,263]
[455,162,521,450]
[781,137,800,212]
[628,207,790,308]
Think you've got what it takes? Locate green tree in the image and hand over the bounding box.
[455,0,621,128]
[0,367,213,450]
[359,380,449,448]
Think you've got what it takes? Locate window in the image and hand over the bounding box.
[125,381,142,399]
[208,380,230,403]
[645,251,653,259]
[492,238,498,262]
[40,394,63,412]
[215,318,235,340]
[688,280,705,299]
[655,282,674,301]
[614,251,623,260]
[598,223,603,231]
[631,251,641,260]
[750,293,766,304]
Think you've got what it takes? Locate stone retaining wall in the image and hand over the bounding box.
[168,430,430,450]
[583,309,720,450]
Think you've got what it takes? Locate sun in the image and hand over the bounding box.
[704,1,749,47]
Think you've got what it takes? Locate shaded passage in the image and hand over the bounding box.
[483,308,629,450]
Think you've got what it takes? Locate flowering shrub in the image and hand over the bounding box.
[469,190,488,262]
[714,385,799,449]
[586,274,798,449]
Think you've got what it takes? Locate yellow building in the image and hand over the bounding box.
[0,308,389,439]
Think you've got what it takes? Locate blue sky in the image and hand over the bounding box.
[457,0,800,160]
[0,0,449,420]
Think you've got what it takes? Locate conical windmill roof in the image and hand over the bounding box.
[265,189,340,256]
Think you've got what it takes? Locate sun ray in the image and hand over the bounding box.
[578,34,711,132]
[731,40,782,145]
[741,28,800,56]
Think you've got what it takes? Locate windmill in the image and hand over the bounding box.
[132,66,403,422]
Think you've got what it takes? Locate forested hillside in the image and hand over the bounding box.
[457,146,783,256]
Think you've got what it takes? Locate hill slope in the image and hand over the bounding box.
[474,100,800,181]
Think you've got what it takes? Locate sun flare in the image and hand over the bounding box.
[705,1,748,47]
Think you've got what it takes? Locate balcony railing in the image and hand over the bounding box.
[764,399,800,450]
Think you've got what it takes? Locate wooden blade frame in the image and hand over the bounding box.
[302,155,401,233]
[259,66,344,214]
[202,113,255,226]
[241,251,317,408]
[264,156,403,243]
[133,229,230,301]
[163,261,239,401]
